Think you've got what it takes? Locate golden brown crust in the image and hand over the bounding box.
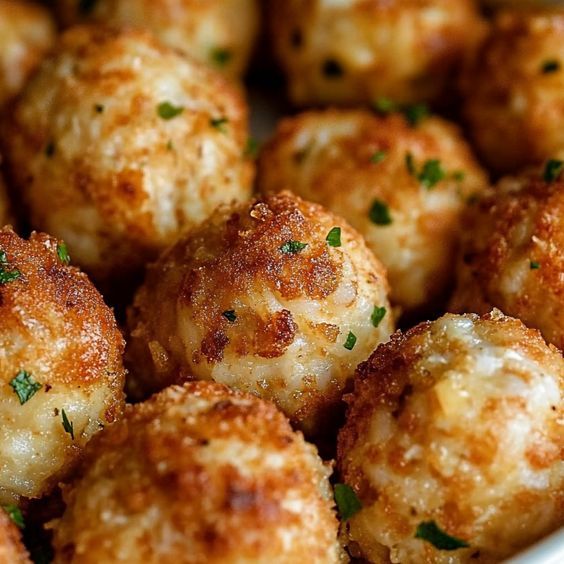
[337,311,564,563]
[0,0,55,106]
[126,191,393,435]
[269,0,485,106]
[1,24,253,285]
[51,382,341,563]
[258,109,488,314]
[0,509,30,564]
[0,227,125,503]
[462,8,564,174]
[55,0,259,79]
[450,170,564,351]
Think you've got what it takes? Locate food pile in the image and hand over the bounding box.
[0,1,562,563]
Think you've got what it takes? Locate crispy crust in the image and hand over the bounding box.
[258,109,488,314]
[337,311,564,562]
[0,509,30,564]
[462,8,564,174]
[1,25,253,285]
[269,0,485,106]
[0,227,125,502]
[51,382,341,563]
[0,0,55,106]
[450,171,564,350]
[126,191,393,435]
[54,0,259,79]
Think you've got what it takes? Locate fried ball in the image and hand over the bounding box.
[0,0,55,107]
[337,310,564,563]
[0,227,125,505]
[268,0,485,107]
[51,381,341,564]
[449,168,564,351]
[54,0,259,79]
[126,192,393,435]
[462,9,564,174]
[1,25,253,286]
[258,110,488,315]
[0,508,30,564]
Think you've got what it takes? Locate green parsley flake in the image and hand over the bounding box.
[543,159,564,183]
[334,484,362,521]
[157,101,184,120]
[452,170,466,182]
[403,103,429,127]
[211,47,232,67]
[530,260,540,270]
[2,505,24,529]
[244,137,259,159]
[541,59,560,74]
[210,117,229,133]
[222,310,237,322]
[370,150,387,164]
[62,409,74,440]
[371,306,387,328]
[369,199,392,226]
[406,153,446,189]
[326,227,342,247]
[280,240,307,254]
[415,521,469,551]
[9,371,41,405]
[405,152,416,175]
[0,250,21,285]
[57,242,70,265]
[343,331,357,350]
[373,97,397,114]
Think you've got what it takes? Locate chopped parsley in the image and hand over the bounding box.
[371,306,387,328]
[157,101,184,120]
[452,170,466,182]
[406,153,446,189]
[62,409,74,440]
[244,137,259,159]
[94,104,104,113]
[543,159,564,183]
[369,199,392,226]
[415,521,469,551]
[280,240,307,254]
[370,150,387,164]
[541,59,560,74]
[530,260,540,270]
[343,331,357,350]
[9,371,41,405]
[373,97,397,114]
[210,47,232,67]
[403,103,430,127]
[210,117,229,133]
[326,227,342,247]
[2,505,24,529]
[0,250,21,285]
[57,242,70,265]
[222,310,237,322]
[334,484,362,521]
[44,142,55,158]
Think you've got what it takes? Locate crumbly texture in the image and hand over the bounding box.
[51,382,342,564]
[462,8,564,174]
[126,192,393,435]
[0,509,30,564]
[269,0,485,106]
[1,25,253,285]
[54,0,259,79]
[0,227,125,504]
[449,171,564,351]
[0,0,55,106]
[258,110,488,315]
[337,311,564,563]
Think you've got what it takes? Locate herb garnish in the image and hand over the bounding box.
[369,199,392,226]
[62,409,74,440]
[370,150,387,164]
[343,331,357,350]
[543,159,564,183]
[334,484,362,521]
[405,153,445,189]
[280,240,307,254]
[530,261,540,270]
[0,250,21,285]
[210,117,229,133]
[157,101,184,120]
[222,310,237,322]
[2,505,24,529]
[211,48,232,67]
[371,306,387,328]
[326,227,342,247]
[57,242,70,265]
[9,371,41,405]
[415,520,469,551]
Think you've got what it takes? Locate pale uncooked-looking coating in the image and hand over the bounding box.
[1,25,254,285]
[0,0,55,106]
[126,192,393,435]
[51,382,342,564]
[258,110,488,315]
[338,311,564,563]
[269,0,485,106]
[450,169,564,351]
[462,8,564,174]
[0,227,125,505]
[54,0,259,79]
